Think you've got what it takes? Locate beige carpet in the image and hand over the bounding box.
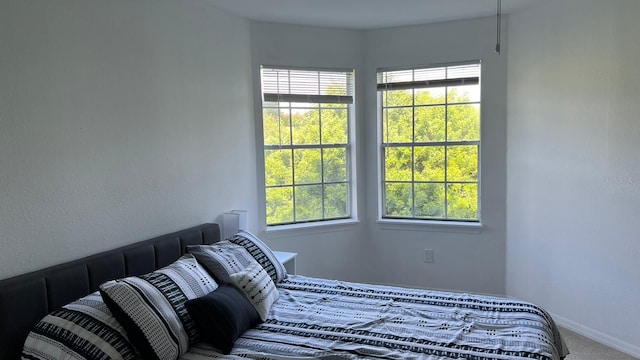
[559,326,639,360]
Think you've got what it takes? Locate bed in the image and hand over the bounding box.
[0,223,568,360]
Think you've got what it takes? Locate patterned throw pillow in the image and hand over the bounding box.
[184,283,261,355]
[22,291,136,360]
[99,254,217,360]
[187,241,255,283]
[228,231,287,283]
[229,260,280,321]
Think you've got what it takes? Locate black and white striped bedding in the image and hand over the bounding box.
[22,292,136,360]
[181,275,568,360]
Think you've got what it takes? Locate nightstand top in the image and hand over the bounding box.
[273,251,297,264]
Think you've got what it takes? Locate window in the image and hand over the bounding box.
[260,66,355,226]
[377,62,481,222]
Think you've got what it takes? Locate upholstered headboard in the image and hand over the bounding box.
[0,223,220,360]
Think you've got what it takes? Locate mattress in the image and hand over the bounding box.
[181,275,568,360]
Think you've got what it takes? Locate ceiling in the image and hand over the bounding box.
[207,0,549,30]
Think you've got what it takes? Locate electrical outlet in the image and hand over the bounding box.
[424,249,434,263]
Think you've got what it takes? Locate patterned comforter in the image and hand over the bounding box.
[181,276,568,360]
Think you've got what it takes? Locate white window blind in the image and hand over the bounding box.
[377,63,480,91]
[262,67,354,104]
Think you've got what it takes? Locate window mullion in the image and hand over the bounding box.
[411,78,416,218]
[444,83,449,220]
[288,96,296,224]
[382,141,479,147]
[319,104,326,220]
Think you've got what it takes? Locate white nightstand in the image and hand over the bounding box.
[273,251,297,275]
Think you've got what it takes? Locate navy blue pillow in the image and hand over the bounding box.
[185,283,262,354]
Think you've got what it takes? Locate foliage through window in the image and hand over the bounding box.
[261,67,354,226]
[377,62,481,221]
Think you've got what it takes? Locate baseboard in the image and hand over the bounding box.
[551,313,640,359]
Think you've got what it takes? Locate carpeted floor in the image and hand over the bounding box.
[559,326,639,360]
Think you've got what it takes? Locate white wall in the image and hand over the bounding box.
[250,18,508,294]
[249,22,369,282]
[507,0,640,356]
[0,0,257,280]
[362,17,508,294]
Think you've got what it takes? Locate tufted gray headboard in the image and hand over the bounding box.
[0,223,220,360]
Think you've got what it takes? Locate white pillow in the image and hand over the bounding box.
[229,260,279,321]
[229,231,287,283]
[187,241,255,283]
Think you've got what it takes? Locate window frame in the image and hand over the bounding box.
[259,65,357,229]
[376,61,482,224]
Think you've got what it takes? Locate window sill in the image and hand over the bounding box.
[376,219,484,234]
[265,219,360,237]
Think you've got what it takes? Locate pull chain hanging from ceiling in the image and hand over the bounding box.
[495,0,502,54]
